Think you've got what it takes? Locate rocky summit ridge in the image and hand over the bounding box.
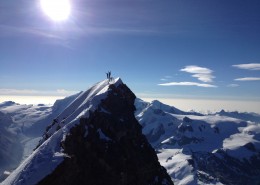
[2,78,173,185]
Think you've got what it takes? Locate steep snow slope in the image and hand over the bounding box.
[0,93,80,182]
[135,98,202,117]
[135,99,260,185]
[0,92,81,136]
[26,92,81,136]
[135,98,203,147]
[1,87,260,185]
[2,79,119,185]
[2,78,173,185]
[40,79,122,142]
[0,112,22,182]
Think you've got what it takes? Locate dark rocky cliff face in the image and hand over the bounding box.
[191,150,260,185]
[38,83,173,185]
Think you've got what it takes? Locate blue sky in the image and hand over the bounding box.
[0,0,260,112]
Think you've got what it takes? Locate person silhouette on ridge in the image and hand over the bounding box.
[108,71,111,81]
[106,71,112,82]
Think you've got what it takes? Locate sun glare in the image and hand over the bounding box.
[40,0,71,21]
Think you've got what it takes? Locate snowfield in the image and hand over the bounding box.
[0,93,79,181]
[1,78,123,185]
[134,98,260,184]
[0,78,260,184]
[0,102,51,129]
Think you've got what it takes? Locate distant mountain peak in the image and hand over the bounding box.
[0,101,17,107]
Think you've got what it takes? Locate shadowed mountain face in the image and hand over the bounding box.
[217,109,260,123]
[135,99,260,185]
[38,82,173,185]
[0,112,22,182]
[2,78,260,185]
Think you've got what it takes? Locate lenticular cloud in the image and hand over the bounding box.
[158,81,217,88]
[232,63,260,70]
[180,65,215,83]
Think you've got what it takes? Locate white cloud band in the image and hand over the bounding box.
[232,63,260,70]
[234,77,260,81]
[0,88,78,96]
[227,84,239,87]
[158,82,217,88]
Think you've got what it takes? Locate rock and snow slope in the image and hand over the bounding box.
[1,80,260,185]
[135,99,260,185]
[0,112,22,182]
[0,93,80,182]
[0,92,81,136]
[2,78,173,185]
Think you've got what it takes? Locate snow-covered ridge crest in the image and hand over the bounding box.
[2,77,174,185]
[42,77,122,139]
[1,129,65,185]
[1,77,123,185]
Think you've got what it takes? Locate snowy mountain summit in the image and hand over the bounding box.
[2,78,173,185]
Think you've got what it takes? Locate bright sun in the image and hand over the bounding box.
[40,0,71,21]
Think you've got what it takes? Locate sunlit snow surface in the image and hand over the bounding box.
[1,79,259,185]
[0,92,82,181]
[2,130,65,185]
[43,78,122,139]
[0,102,51,129]
[1,78,122,185]
[134,99,260,185]
[158,149,196,185]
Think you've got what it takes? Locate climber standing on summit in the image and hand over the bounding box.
[108,71,111,81]
[106,71,112,82]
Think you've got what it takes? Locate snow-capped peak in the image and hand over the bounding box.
[0,101,17,108]
[2,78,124,185]
[2,77,173,185]
[43,77,122,139]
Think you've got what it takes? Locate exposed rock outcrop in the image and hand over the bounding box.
[2,78,173,185]
[38,82,173,185]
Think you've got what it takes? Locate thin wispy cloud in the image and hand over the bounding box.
[158,82,217,88]
[0,24,162,39]
[0,24,74,49]
[0,24,163,50]
[160,75,173,81]
[227,84,239,87]
[0,88,78,96]
[180,65,215,83]
[0,89,39,95]
[56,89,76,95]
[234,77,260,81]
[232,63,260,70]
[0,25,61,39]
